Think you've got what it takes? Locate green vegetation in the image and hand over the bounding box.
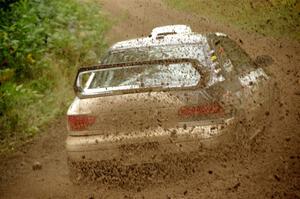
[164,0,300,40]
[0,0,110,151]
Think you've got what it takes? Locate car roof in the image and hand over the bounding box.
[110,33,208,51]
[110,25,220,52]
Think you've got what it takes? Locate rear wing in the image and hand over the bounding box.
[74,59,210,98]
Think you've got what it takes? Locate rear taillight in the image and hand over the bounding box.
[68,115,96,131]
[178,102,224,117]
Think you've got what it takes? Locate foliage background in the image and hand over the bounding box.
[0,0,110,151]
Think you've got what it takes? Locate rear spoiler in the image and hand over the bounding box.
[74,58,210,97]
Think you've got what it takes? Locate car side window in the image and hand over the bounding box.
[208,35,255,75]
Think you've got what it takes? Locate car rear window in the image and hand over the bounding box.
[102,44,210,68]
[86,62,200,93]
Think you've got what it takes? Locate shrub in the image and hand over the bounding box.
[0,0,110,149]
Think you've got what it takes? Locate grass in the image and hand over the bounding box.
[164,0,300,41]
[0,0,111,152]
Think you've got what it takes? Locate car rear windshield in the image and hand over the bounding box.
[86,62,200,93]
[102,44,210,67]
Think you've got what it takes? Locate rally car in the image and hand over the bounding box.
[66,25,270,179]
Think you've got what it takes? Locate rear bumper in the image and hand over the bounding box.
[66,117,234,163]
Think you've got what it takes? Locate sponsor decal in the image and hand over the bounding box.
[210,55,218,62]
[178,102,224,117]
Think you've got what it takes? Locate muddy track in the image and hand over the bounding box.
[1,0,300,198]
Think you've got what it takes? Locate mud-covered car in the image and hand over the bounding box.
[66,25,270,179]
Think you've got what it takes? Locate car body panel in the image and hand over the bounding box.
[68,88,232,136]
[66,116,234,163]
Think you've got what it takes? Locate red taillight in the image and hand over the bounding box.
[178,102,224,117]
[68,115,96,131]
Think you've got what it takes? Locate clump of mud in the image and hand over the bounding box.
[69,151,212,189]
[254,55,274,68]
[68,143,242,190]
[68,107,275,191]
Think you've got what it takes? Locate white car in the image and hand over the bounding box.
[66,25,270,181]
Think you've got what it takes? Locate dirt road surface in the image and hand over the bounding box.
[1,0,299,198]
